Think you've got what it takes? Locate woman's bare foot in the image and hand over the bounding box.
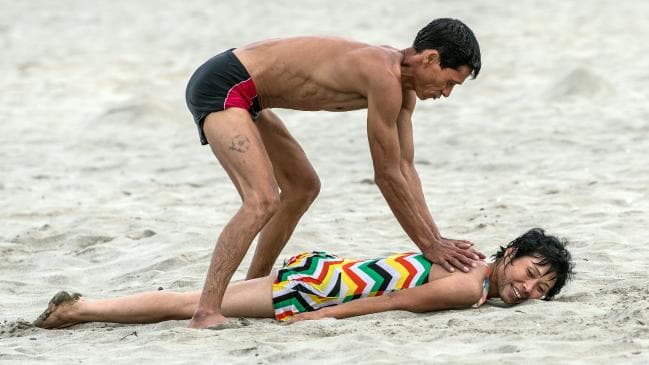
[33,291,83,329]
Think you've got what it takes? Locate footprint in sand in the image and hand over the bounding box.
[127,229,157,240]
[76,235,115,248]
[72,235,116,257]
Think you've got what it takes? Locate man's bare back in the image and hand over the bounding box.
[235,37,401,112]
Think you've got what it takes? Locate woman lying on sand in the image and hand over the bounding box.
[34,228,573,329]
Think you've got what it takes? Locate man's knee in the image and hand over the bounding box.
[244,190,281,221]
[285,173,321,208]
[301,173,321,203]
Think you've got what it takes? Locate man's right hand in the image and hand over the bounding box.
[422,237,484,273]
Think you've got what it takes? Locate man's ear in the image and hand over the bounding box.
[422,49,441,66]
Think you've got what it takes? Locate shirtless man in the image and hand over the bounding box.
[184,18,483,328]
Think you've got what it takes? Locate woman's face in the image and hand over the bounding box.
[496,251,557,305]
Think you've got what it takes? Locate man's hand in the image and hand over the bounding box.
[443,237,486,260]
[422,237,485,273]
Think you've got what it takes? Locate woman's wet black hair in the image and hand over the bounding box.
[492,228,574,300]
[413,18,481,78]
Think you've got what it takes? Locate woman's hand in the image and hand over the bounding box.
[284,310,325,324]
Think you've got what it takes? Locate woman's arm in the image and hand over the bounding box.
[390,267,485,313]
[285,294,397,323]
[286,266,487,323]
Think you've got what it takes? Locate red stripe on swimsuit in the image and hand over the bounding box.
[223,77,258,111]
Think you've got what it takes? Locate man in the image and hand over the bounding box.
[185,18,484,328]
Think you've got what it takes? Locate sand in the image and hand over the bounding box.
[1,0,648,363]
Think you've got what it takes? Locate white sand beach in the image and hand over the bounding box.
[1,0,648,363]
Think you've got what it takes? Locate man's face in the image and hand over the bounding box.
[412,50,472,100]
[497,252,557,305]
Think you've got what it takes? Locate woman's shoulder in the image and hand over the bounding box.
[428,260,489,280]
[472,261,491,278]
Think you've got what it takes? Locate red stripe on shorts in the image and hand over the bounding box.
[223,77,257,110]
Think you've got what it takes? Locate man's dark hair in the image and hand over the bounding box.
[492,228,575,300]
[413,18,481,78]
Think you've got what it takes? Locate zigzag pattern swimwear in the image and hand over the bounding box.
[272,251,432,321]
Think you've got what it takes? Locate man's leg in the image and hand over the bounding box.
[190,108,280,328]
[245,110,321,279]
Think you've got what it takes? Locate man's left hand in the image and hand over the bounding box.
[441,237,486,260]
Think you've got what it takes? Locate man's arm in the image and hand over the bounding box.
[396,91,485,262]
[286,267,486,323]
[396,91,445,240]
[364,71,478,272]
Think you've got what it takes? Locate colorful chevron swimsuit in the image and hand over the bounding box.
[272,251,490,321]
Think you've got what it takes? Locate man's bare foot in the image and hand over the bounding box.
[33,291,82,329]
[187,310,227,329]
